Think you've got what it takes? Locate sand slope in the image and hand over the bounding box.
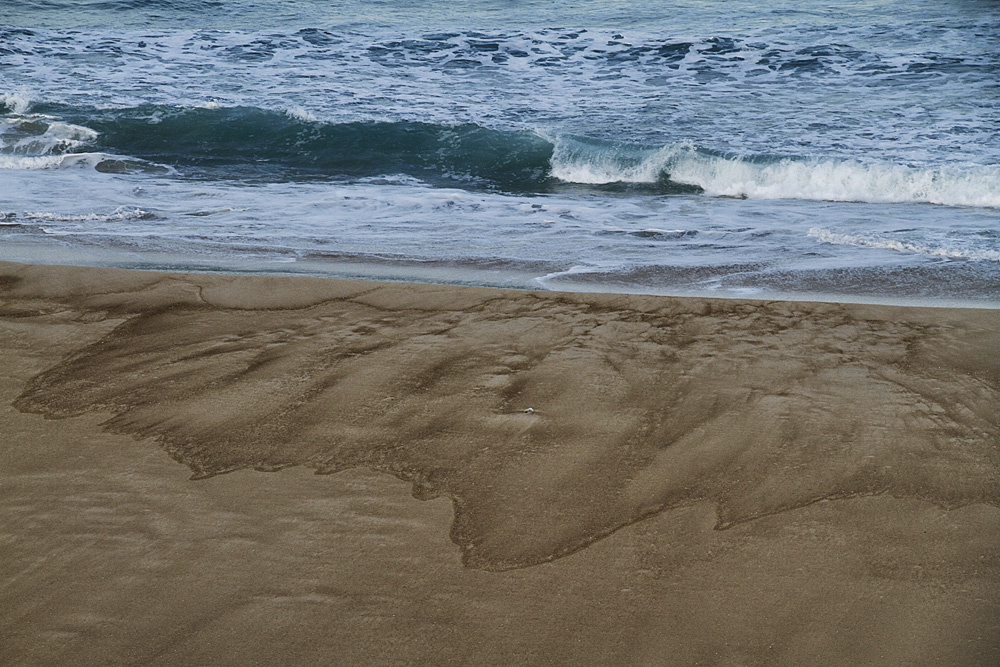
[1,261,998,665]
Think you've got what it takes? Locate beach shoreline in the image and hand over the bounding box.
[2,241,998,311]
[2,260,998,664]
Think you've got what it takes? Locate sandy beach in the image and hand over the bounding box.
[1,260,998,665]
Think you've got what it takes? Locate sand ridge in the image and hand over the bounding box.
[3,261,997,572]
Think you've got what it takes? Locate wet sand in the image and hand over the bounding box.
[1,260,998,665]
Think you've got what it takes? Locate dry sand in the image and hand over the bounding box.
[1,260,998,665]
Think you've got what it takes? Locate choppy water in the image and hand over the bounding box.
[2,0,999,304]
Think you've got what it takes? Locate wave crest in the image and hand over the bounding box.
[57,105,554,188]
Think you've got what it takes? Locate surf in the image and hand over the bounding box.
[548,134,1000,209]
[4,102,999,209]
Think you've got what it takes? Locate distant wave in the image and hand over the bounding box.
[3,103,999,207]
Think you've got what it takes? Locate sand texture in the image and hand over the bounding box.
[1,260,998,665]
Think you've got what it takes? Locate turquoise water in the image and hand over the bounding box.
[2,0,999,303]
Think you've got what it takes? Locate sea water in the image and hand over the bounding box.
[2,0,998,305]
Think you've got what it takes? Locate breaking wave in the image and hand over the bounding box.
[549,135,1000,208]
[3,102,998,207]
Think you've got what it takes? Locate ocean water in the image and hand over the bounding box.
[2,0,999,305]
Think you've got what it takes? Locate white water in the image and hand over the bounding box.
[550,138,1000,209]
[808,228,1000,263]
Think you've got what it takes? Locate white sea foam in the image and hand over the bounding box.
[0,152,108,170]
[545,132,667,184]
[283,105,319,122]
[20,206,152,223]
[0,122,171,174]
[532,264,603,289]
[671,156,1000,209]
[0,115,99,156]
[0,92,33,115]
[808,228,1000,262]
[550,139,1000,209]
